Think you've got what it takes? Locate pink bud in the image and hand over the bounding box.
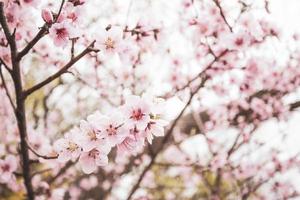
[42,9,53,24]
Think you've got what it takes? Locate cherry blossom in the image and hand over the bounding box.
[79,112,107,152]
[1,0,300,199]
[0,155,17,183]
[53,128,82,162]
[79,146,110,174]
[97,112,128,146]
[122,95,151,130]
[49,21,77,47]
[95,26,124,56]
[41,9,53,24]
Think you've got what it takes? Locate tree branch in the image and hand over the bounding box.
[23,41,98,98]
[17,0,65,60]
[126,74,209,200]
[0,2,35,199]
[26,140,58,160]
[17,24,48,61]
[0,65,16,110]
[212,0,233,32]
[0,57,12,73]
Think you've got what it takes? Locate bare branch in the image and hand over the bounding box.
[17,24,48,60]
[126,74,210,200]
[23,41,99,98]
[0,57,12,73]
[26,140,58,160]
[0,65,16,110]
[212,0,233,32]
[17,0,66,60]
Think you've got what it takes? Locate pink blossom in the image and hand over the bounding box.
[122,95,151,130]
[0,155,17,183]
[144,119,167,144]
[21,0,39,7]
[95,26,124,56]
[49,22,76,47]
[79,146,110,174]
[117,128,144,155]
[54,128,82,162]
[117,134,141,155]
[79,112,108,152]
[98,112,128,146]
[42,9,53,24]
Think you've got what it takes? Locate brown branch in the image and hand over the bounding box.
[47,160,76,184]
[30,168,52,179]
[126,75,209,200]
[0,65,16,110]
[17,0,65,60]
[168,49,229,96]
[0,3,16,53]
[290,101,300,111]
[23,41,98,98]
[0,57,12,73]
[26,140,58,160]
[54,0,65,23]
[0,2,35,199]
[17,24,48,60]
[212,0,233,32]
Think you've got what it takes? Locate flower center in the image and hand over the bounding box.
[67,142,78,152]
[106,124,117,136]
[131,108,144,121]
[56,28,68,39]
[104,37,115,50]
[88,130,98,141]
[235,38,244,46]
[1,164,10,172]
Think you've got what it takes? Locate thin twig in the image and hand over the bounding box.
[169,49,229,96]
[26,140,58,160]
[212,0,233,32]
[17,0,65,60]
[0,57,12,73]
[23,41,98,98]
[54,0,65,23]
[0,65,16,110]
[31,168,52,179]
[47,160,76,184]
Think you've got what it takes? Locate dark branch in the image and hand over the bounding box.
[212,0,233,32]
[26,140,58,160]
[23,41,98,98]
[17,0,65,60]
[0,65,16,110]
[126,74,209,200]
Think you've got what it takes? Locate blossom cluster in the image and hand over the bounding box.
[54,95,168,174]
[43,2,85,47]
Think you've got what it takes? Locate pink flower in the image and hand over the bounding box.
[122,95,151,130]
[144,119,167,144]
[49,22,76,47]
[98,112,128,146]
[79,112,108,152]
[42,9,53,24]
[54,128,82,163]
[79,146,110,174]
[95,26,123,56]
[117,128,144,155]
[0,155,17,183]
[21,0,39,7]
[143,97,168,144]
